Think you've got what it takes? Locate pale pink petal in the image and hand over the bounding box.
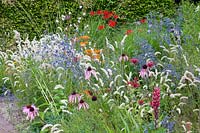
[91,70,97,79]
[119,56,122,62]
[77,94,81,101]
[139,69,148,78]
[78,104,82,110]
[125,56,129,61]
[23,108,30,113]
[68,95,73,103]
[85,70,91,80]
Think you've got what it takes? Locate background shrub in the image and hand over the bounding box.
[0,0,81,50]
[82,0,176,21]
[0,0,185,50]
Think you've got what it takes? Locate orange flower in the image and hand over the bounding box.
[85,49,101,55]
[92,54,101,60]
[84,49,93,55]
[84,90,93,97]
[80,41,88,47]
[79,36,90,40]
[84,49,102,60]
[93,49,101,54]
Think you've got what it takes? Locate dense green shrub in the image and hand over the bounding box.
[0,0,81,50]
[0,0,178,50]
[84,0,177,21]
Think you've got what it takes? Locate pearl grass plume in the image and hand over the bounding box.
[23,105,39,121]
[150,87,160,129]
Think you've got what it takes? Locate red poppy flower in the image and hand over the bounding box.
[140,19,146,24]
[103,10,113,19]
[97,10,103,15]
[126,29,133,35]
[103,13,112,19]
[113,15,118,19]
[108,20,117,28]
[90,11,96,16]
[103,10,109,15]
[98,25,105,30]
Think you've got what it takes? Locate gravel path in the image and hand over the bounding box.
[0,115,17,133]
[0,96,23,133]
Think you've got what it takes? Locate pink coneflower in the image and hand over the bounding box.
[22,105,39,121]
[92,96,97,101]
[119,54,129,62]
[85,66,97,80]
[142,64,148,69]
[68,91,81,103]
[150,87,160,129]
[78,99,89,110]
[130,58,139,64]
[147,60,154,68]
[139,69,148,78]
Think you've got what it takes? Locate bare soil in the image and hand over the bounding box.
[0,96,24,133]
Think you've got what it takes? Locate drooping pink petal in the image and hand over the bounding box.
[85,70,92,80]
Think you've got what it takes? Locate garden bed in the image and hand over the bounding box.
[0,1,200,132]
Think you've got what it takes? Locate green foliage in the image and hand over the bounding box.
[1,1,200,132]
[0,0,177,51]
[85,0,176,21]
[0,0,80,47]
